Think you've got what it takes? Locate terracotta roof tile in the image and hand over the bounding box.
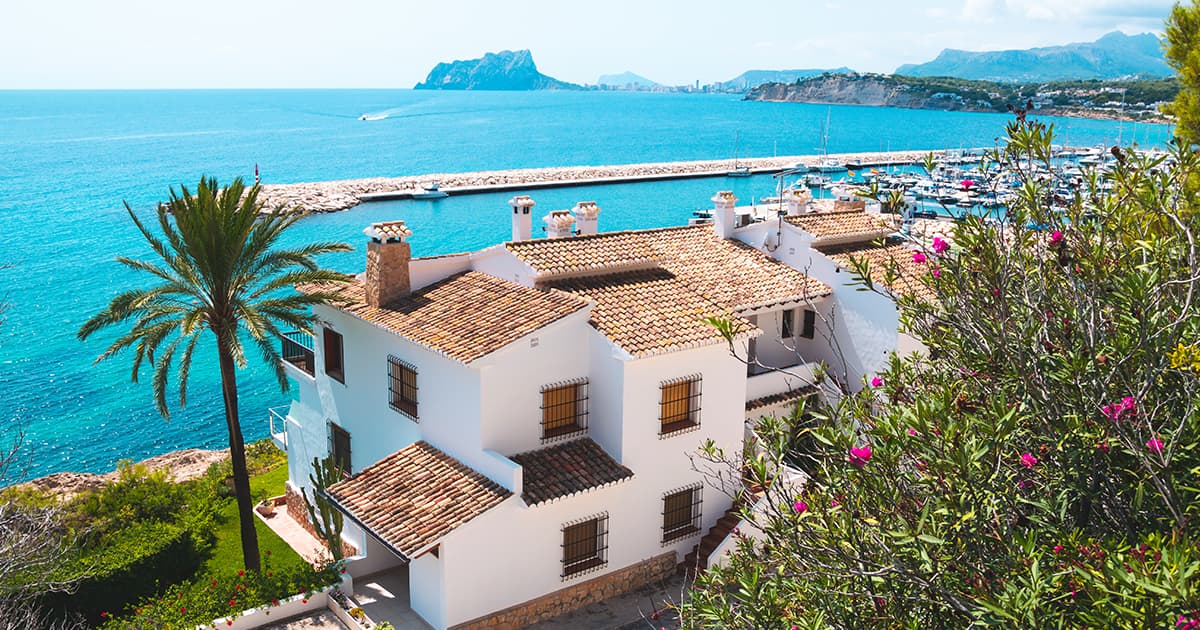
[305,271,589,363]
[818,237,936,301]
[510,438,634,506]
[326,441,511,557]
[785,209,896,244]
[545,269,755,357]
[745,385,818,412]
[506,231,662,279]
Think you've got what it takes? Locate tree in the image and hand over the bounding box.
[684,119,1200,627]
[1166,1,1200,144]
[78,178,350,571]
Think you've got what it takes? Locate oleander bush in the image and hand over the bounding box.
[685,120,1200,627]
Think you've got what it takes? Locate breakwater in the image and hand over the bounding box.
[257,150,947,213]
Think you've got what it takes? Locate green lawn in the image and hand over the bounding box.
[203,464,308,576]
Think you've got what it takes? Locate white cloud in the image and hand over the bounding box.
[961,0,1004,23]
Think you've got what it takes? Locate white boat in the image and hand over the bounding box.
[727,132,753,177]
[816,158,848,173]
[412,182,448,200]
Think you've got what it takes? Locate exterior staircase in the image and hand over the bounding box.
[678,505,742,577]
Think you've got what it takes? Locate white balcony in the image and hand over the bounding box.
[746,361,820,402]
[268,406,291,451]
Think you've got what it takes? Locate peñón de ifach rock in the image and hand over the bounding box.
[414,49,582,90]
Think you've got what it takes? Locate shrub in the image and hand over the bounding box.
[685,120,1200,627]
[97,556,341,628]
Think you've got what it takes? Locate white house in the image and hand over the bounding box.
[270,193,928,629]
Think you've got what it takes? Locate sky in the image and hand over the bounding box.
[0,0,1177,89]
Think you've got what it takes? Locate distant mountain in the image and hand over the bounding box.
[414,50,582,90]
[721,68,854,91]
[896,32,1170,82]
[598,71,659,88]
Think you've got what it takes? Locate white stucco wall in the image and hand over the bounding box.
[585,332,628,460]
[410,549,446,630]
[768,228,900,390]
[475,310,594,457]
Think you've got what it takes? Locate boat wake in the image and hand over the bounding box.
[359,113,389,121]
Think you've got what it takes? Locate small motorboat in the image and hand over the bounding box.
[411,182,448,200]
[726,165,753,178]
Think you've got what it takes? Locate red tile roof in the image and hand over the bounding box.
[785,209,896,244]
[510,438,634,506]
[326,441,511,557]
[303,271,590,364]
[817,237,936,301]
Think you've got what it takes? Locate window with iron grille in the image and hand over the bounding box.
[388,356,418,420]
[781,309,796,339]
[662,483,703,543]
[329,422,351,479]
[659,375,702,438]
[800,309,816,339]
[323,328,345,383]
[541,378,588,442]
[561,513,608,579]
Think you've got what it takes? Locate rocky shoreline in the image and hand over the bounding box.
[18,448,231,501]
[256,151,945,214]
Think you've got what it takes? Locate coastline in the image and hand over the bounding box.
[16,448,230,501]
[257,150,947,214]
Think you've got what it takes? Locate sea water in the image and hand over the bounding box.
[0,89,1171,478]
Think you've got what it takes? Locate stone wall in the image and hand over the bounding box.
[450,552,677,630]
[833,198,867,212]
[284,484,357,559]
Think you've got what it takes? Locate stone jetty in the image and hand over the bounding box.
[256,150,948,214]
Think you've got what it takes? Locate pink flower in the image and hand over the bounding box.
[1053,545,1064,554]
[871,376,883,388]
[931,267,941,278]
[932,236,949,254]
[1020,452,1038,468]
[1102,396,1137,422]
[907,428,918,436]
[1049,230,1064,245]
[912,251,927,264]
[831,498,840,507]
[1096,442,1110,453]
[1147,438,1164,454]
[793,500,808,514]
[849,445,873,467]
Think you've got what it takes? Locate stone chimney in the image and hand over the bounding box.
[711,191,738,239]
[363,220,412,308]
[509,195,535,241]
[572,201,601,236]
[544,210,576,239]
[784,187,813,216]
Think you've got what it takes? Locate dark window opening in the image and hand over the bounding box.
[541,379,589,442]
[330,423,351,478]
[323,328,345,383]
[800,310,816,340]
[781,309,795,339]
[562,513,609,578]
[660,375,702,437]
[662,484,704,543]
[388,357,418,420]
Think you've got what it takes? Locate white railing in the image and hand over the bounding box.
[745,361,819,402]
[268,406,290,451]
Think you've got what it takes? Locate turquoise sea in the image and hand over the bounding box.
[0,90,1172,478]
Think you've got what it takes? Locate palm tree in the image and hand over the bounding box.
[79,177,351,571]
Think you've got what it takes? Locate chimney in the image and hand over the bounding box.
[784,187,813,216]
[711,190,738,239]
[572,201,601,235]
[363,220,412,308]
[544,210,576,239]
[509,195,535,241]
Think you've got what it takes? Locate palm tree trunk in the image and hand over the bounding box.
[217,336,261,572]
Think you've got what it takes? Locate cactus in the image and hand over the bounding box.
[300,456,345,563]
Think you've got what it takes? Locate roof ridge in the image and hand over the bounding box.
[504,223,705,249]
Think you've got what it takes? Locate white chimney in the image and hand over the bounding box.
[711,191,738,239]
[572,201,601,235]
[544,210,576,239]
[363,220,413,308]
[509,195,535,241]
[784,187,813,216]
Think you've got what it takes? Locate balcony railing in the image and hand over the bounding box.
[268,406,290,451]
[280,331,315,377]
